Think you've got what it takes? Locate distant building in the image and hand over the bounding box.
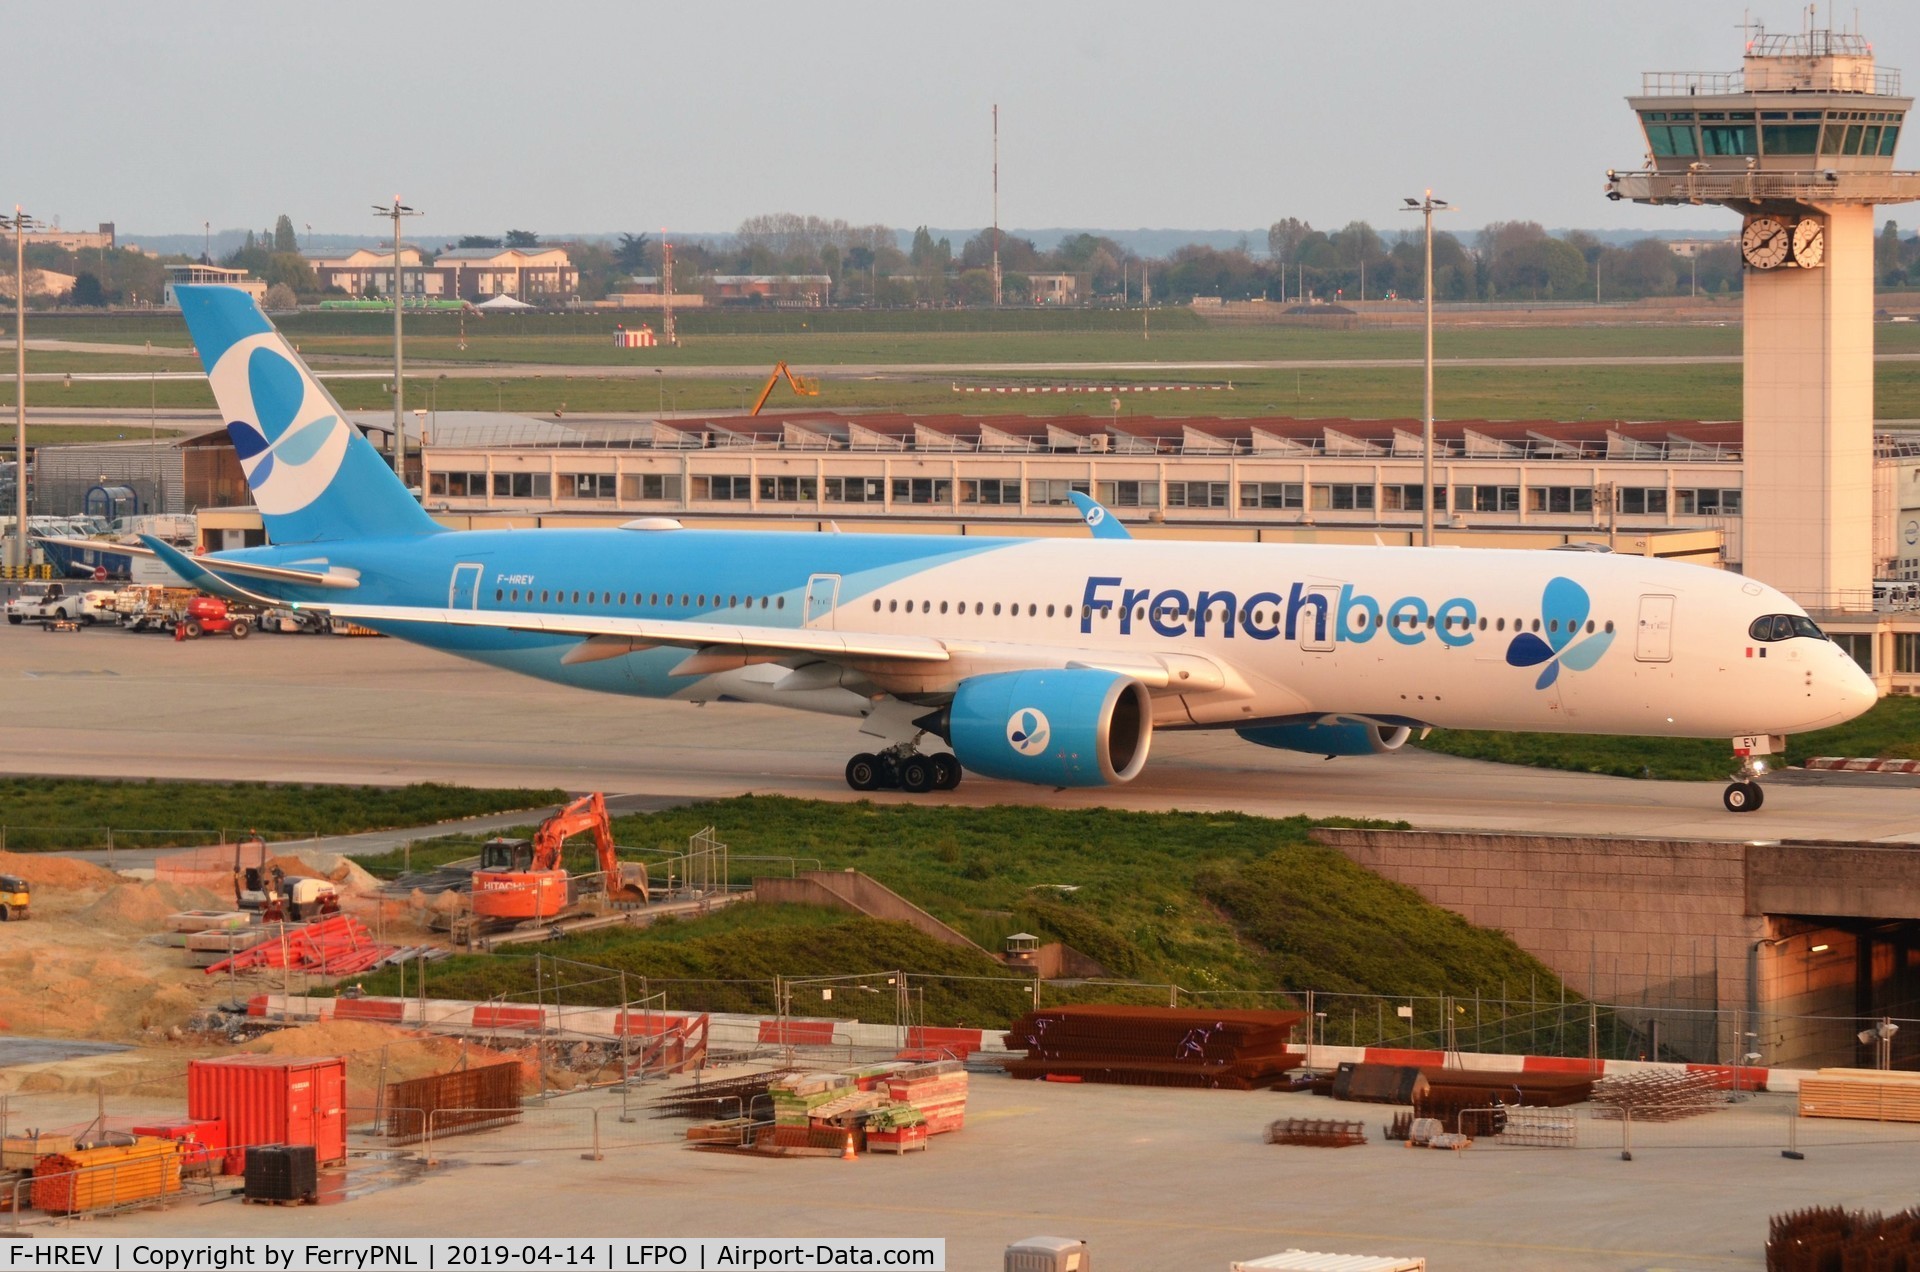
[22,223,115,252]
[433,246,576,301]
[163,263,265,306]
[605,275,705,308]
[1665,236,1736,258]
[707,274,832,305]
[309,247,428,297]
[1025,272,1080,304]
[0,267,77,300]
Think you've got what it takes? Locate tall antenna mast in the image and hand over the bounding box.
[661,231,677,347]
[992,104,1002,307]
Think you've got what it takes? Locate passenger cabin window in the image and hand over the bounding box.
[1748,614,1827,642]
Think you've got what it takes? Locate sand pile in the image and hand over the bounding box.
[241,1020,528,1106]
[0,852,118,890]
[2,1051,196,1098]
[265,854,383,896]
[0,943,203,1037]
[78,881,228,934]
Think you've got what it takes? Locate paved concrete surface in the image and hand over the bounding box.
[3,623,1915,842]
[28,1075,1920,1269]
[0,1037,126,1067]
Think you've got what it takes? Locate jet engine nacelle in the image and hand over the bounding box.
[945,668,1153,787]
[1236,720,1412,757]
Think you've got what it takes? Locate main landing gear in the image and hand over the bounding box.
[1723,748,1769,814]
[845,745,962,794]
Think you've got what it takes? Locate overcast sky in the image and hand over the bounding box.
[9,1,1919,242]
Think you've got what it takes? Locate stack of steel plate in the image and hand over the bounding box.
[1002,1006,1304,1090]
[884,1059,968,1134]
[1332,1063,1428,1104]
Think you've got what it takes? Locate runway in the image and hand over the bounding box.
[6,624,1913,843]
[31,350,1920,385]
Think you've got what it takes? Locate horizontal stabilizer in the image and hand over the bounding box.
[37,536,359,590]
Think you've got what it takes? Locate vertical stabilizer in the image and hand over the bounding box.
[175,285,440,543]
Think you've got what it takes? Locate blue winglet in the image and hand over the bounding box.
[1067,491,1132,540]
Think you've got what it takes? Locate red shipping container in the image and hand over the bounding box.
[187,1056,346,1176]
[129,1119,228,1172]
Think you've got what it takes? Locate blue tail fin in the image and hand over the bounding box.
[175,285,440,543]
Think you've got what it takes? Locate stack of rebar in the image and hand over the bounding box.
[1590,1069,1723,1121]
[1002,1006,1303,1090]
[650,1069,795,1121]
[1422,1068,1596,1109]
[1264,1118,1368,1147]
[1767,1207,1920,1271]
[384,1061,521,1144]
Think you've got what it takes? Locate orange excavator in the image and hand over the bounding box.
[469,793,649,924]
[748,361,821,416]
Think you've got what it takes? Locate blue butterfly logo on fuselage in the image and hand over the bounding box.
[1505,577,1616,690]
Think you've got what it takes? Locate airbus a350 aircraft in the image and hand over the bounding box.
[111,287,1879,813]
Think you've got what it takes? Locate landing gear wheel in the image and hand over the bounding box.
[1723,781,1764,814]
[846,753,881,792]
[931,754,962,790]
[876,753,902,789]
[898,756,937,794]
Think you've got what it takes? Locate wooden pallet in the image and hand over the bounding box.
[1799,1074,1920,1123]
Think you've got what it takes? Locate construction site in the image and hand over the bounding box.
[0,784,1911,1271]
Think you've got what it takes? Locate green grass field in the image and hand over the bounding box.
[21,358,1920,423]
[1418,694,1920,781]
[9,309,1919,422]
[345,796,1579,1047]
[0,778,565,851]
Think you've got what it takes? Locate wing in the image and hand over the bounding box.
[1066,491,1132,540]
[309,599,1257,699]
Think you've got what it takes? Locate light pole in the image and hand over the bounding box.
[373,198,420,495]
[1402,192,1453,546]
[3,208,41,570]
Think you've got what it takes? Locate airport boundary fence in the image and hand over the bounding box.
[340,954,1920,1071]
[0,824,325,854]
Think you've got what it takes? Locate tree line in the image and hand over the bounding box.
[10,208,1920,309]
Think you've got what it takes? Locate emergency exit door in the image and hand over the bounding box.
[449,562,483,609]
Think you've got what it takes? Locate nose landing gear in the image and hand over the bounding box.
[1722,739,1774,814]
[845,744,962,794]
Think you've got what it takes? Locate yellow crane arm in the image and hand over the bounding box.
[749,361,821,416]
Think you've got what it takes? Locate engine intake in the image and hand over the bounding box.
[941,668,1153,787]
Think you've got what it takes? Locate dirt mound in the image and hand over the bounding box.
[414,888,466,916]
[265,854,383,897]
[0,852,118,890]
[241,1020,525,1106]
[78,881,228,934]
[0,943,204,1038]
[242,1020,427,1058]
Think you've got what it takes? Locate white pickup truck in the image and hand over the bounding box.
[5,582,115,625]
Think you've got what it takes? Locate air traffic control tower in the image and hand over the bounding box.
[1606,24,1920,611]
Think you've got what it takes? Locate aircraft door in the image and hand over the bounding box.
[1296,585,1338,653]
[449,562,484,609]
[804,573,840,628]
[1635,594,1675,662]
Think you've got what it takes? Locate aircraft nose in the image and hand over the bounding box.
[1837,651,1878,720]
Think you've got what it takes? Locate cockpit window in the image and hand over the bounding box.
[1748,613,1827,642]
